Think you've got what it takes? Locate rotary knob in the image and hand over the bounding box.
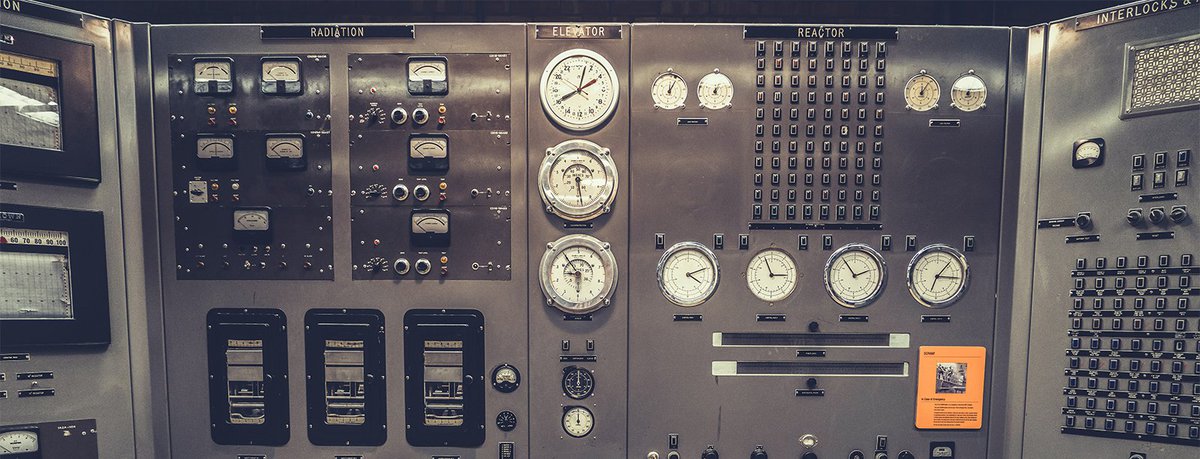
[701,445,719,459]
[390,107,408,124]
[393,258,410,275]
[1126,208,1144,226]
[415,258,432,275]
[750,445,768,459]
[1169,205,1188,223]
[1148,207,1166,224]
[1074,212,1092,229]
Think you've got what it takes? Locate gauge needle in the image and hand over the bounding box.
[575,176,584,205]
[844,259,863,278]
[667,79,676,94]
[578,78,598,95]
[930,263,951,289]
[765,260,777,277]
[686,268,705,283]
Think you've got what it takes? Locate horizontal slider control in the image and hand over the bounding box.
[712,361,909,377]
[713,332,909,348]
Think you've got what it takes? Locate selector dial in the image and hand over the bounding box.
[907,244,969,308]
[538,139,619,221]
[540,48,620,131]
[540,234,618,314]
[825,244,887,308]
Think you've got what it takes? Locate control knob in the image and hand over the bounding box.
[1148,207,1166,224]
[390,107,408,124]
[415,258,432,275]
[392,184,409,201]
[701,445,719,459]
[1074,212,1091,229]
[750,445,768,459]
[1126,208,1144,226]
[413,184,431,201]
[1169,205,1188,223]
[801,453,818,459]
[896,452,915,459]
[412,107,430,125]
[393,258,410,275]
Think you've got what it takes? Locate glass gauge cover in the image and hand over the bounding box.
[538,139,618,221]
[745,248,797,303]
[697,70,734,110]
[824,244,887,308]
[539,48,620,131]
[408,57,449,95]
[657,241,720,307]
[903,71,940,111]
[260,58,302,94]
[540,234,618,314]
[232,208,271,232]
[0,429,39,453]
[265,136,303,159]
[492,364,520,393]
[562,406,594,438]
[562,366,595,399]
[950,72,987,112]
[651,70,688,109]
[193,58,234,94]
[196,136,234,159]
[907,244,970,308]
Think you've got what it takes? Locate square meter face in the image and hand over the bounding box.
[407,56,448,95]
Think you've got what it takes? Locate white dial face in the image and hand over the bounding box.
[562,406,594,438]
[194,60,231,83]
[950,73,987,112]
[197,136,234,159]
[696,71,734,109]
[265,136,303,159]
[908,245,969,308]
[540,235,618,314]
[746,248,797,303]
[0,430,39,453]
[233,209,270,231]
[1075,141,1101,161]
[658,242,720,307]
[540,49,620,131]
[651,71,687,109]
[261,60,300,83]
[904,72,940,111]
[408,59,447,82]
[539,140,618,221]
[825,244,886,308]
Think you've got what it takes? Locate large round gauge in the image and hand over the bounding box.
[0,429,39,454]
[562,406,595,438]
[950,72,987,112]
[562,366,595,399]
[651,70,687,109]
[540,234,618,314]
[746,248,798,303]
[539,49,620,131]
[903,71,940,111]
[907,244,970,308]
[825,244,887,308]
[697,70,734,110]
[657,241,720,307]
[538,139,618,221]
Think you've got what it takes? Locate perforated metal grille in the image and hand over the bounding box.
[1126,37,1200,115]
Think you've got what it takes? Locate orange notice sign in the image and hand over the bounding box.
[915,346,986,429]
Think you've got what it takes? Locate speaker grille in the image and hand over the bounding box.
[1124,35,1200,117]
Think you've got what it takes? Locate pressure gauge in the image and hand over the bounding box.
[491,364,520,393]
[540,234,618,314]
[232,208,271,232]
[746,248,797,303]
[260,57,302,94]
[538,139,618,221]
[825,244,887,308]
[696,70,734,110]
[657,241,719,307]
[650,70,687,109]
[907,244,969,308]
[539,49,620,131]
[193,58,233,95]
[562,366,595,399]
[903,71,940,111]
[0,429,39,454]
[950,72,987,112]
[562,406,595,438]
[196,136,234,159]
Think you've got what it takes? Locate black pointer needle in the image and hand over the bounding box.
[667,79,676,94]
[686,268,705,283]
[844,259,862,278]
[765,259,777,277]
[575,176,583,205]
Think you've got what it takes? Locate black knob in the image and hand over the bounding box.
[1149,207,1166,224]
[750,445,768,459]
[873,453,888,459]
[802,453,818,459]
[390,107,408,124]
[1170,206,1188,223]
[896,451,915,459]
[701,445,719,459]
[1075,212,1092,229]
[1126,208,1144,226]
[848,450,866,459]
[412,107,429,124]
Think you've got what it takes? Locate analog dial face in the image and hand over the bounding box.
[746,248,797,303]
[540,49,620,131]
[491,364,520,393]
[194,60,231,83]
[495,410,518,432]
[562,406,595,438]
[562,366,595,399]
[410,136,448,159]
[0,430,39,453]
[907,244,969,308]
[950,73,987,112]
[904,72,940,111]
[233,209,270,231]
[696,71,734,109]
[651,71,687,109]
[538,139,618,221]
[657,242,719,307]
[261,60,300,83]
[266,136,303,159]
[540,235,618,314]
[197,136,234,159]
[408,59,447,82]
[825,244,887,308]
[1075,141,1101,161]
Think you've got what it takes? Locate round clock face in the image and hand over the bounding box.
[907,244,969,308]
[904,72,940,111]
[539,49,620,131]
[562,406,594,438]
[651,70,688,109]
[746,248,797,303]
[657,242,720,307]
[825,244,887,308]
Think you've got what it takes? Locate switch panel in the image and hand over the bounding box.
[206,308,289,446]
[304,309,387,446]
[403,309,485,447]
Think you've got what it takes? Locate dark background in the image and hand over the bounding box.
[48,0,1126,26]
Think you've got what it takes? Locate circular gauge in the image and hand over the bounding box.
[651,70,687,109]
[696,70,734,110]
[562,366,595,399]
[539,49,620,131]
[491,364,521,393]
[903,71,940,111]
[538,139,618,222]
[950,72,987,112]
[657,242,720,307]
[495,410,518,432]
[562,406,595,438]
[0,429,39,454]
[540,234,618,314]
[746,248,798,303]
[907,244,970,308]
[825,244,887,308]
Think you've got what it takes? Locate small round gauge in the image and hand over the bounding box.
[0,429,39,454]
[562,366,595,399]
[562,406,595,438]
[657,242,720,307]
[540,49,620,131]
[651,70,687,109]
[540,234,618,314]
[1074,139,1103,165]
[495,410,518,432]
[950,72,987,112]
[903,71,940,111]
[907,244,970,308]
[491,364,521,393]
[696,70,734,110]
[746,248,798,303]
[538,139,618,222]
[825,244,887,308]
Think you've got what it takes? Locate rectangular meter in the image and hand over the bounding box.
[265,133,307,170]
[404,309,484,447]
[407,56,449,95]
[408,133,450,173]
[410,209,451,247]
[304,309,386,446]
